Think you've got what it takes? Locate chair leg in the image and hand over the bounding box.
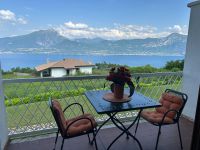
[53,129,59,150]
[87,133,92,144]
[92,130,98,150]
[155,126,162,150]
[61,138,65,150]
[135,114,140,135]
[177,122,183,149]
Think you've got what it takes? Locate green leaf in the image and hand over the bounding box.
[127,81,135,97]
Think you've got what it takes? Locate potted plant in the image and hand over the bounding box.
[106,66,135,99]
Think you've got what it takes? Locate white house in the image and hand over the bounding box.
[35,59,95,77]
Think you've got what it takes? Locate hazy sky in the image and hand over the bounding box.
[0,0,192,39]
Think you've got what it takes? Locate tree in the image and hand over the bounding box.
[164,60,184,71]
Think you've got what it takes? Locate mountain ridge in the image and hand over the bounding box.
[0,29,187,55]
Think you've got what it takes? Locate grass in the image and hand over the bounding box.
[3,79,106,99]
[6,95,99,129]
[3,73,34,79]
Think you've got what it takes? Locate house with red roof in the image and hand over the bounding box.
[35,59,95,77]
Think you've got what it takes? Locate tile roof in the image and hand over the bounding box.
[35,59,94,71]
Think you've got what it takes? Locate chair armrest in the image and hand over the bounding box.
[65,117,95,134]
[161,109,179,124]
[63,103,84,114]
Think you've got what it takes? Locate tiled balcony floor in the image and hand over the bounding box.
[7,117,193,150]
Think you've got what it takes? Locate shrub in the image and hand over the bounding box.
[11,98,21,105]
[5,100,12,106]
[22,97,30,104]
[139,83,152,87]
[5,88,87,107]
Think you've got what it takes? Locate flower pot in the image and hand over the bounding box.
[113,84,124,99]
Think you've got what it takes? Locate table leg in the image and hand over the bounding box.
[91,114,115,143]
[112,115,130,139]
[107,110,143,150]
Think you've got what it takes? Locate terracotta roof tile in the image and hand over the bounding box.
[35,59,94,71]
[35,61,58,71]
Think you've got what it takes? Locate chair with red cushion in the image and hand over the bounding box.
[135,89,188,150]
[49,98,98,150]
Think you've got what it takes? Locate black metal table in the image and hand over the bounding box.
[85,90,161,150]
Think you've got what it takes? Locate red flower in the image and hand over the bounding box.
[106,66,135,97]
[106,67,132,85]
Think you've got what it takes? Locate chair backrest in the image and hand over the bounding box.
[49,98,66,136]
[156,89,188,121]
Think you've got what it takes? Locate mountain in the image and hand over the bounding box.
[0,30,187,55]
[0,29,65,49]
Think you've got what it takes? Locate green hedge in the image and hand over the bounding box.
[4,79,179,107]
[5,88,87,107]
[4,87,108,107]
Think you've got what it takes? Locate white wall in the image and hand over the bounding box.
[0,65,8,150]
[79,66,93,74]
[182,1,200,119]
[69,69,76,75]
[40,72,43,77]
[51,68,66,77]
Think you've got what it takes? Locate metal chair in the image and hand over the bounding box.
[135,89,188,150]
[49,98,98,150]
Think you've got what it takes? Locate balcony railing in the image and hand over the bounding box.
[2,72,182,138]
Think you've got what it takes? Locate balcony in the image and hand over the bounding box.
[1,0,200,149]
[7,117,193,150]
[0,72,194,149]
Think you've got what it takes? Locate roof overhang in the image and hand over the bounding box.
[188,1,200,8]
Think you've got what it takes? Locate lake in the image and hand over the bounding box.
[0,53,184,71]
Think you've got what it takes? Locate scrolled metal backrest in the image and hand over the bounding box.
[165,89,188,121]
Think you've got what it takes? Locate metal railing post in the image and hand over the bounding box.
[0,63,8,149]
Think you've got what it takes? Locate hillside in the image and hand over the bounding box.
[0,30,187,55]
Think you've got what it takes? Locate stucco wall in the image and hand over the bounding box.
[51,68,66,77]
[69,69,76,75]
[40,72,43,77]
[79,67,93,74]
[0,66,8,150]
[182,1,200,119]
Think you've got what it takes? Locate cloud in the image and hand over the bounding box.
[17,18,27,24]
[0,9,27,24]
[64,21,88,29]
[168,25,188,35]
[0,10,15,21]
[55,21,188,40]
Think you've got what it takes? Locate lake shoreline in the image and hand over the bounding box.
[0,53,184,71]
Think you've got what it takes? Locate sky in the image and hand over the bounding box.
[0,0,192,39]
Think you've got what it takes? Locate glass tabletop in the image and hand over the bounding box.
[85,90,161,114]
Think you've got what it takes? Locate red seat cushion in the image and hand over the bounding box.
[52,100,67,135]
[65,113,97,136]
[156,93,183,118]
[141,92,183,124]
[141,111,174,124]
[52,100,97,137]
